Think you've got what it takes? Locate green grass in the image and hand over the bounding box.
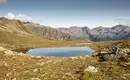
[0,30,66,49]
[0,30,101,52]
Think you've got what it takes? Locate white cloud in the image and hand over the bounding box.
[15,14,32,22]
[4,13,33,22]
[6,13,15,19]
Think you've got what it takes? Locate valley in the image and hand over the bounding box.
[0,17,129,80]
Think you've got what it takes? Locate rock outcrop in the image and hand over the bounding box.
[93,40,130,66]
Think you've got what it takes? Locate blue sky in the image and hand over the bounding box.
[0,0,130,28]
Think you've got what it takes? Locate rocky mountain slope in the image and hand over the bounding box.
[59,25,130,41]
[0,17,31,35]
[0,18,78,50]
[0,17,75,41]
[2,17,130,41]
[59,26,90,38]
[23,22,73,41]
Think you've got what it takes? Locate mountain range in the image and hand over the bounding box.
[59,25,130,41]
[23,22,72,40]
[23,21,130,41]
[1,17,130,41]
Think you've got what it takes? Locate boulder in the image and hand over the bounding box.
[84,66,98,72]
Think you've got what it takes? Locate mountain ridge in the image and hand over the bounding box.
[59,24,130,41]
[23,22,73,40]
[23,21,130,41]
[1,17,130,41]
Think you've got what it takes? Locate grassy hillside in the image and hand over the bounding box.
[0,18,97,51]
[0,29,95,52]
[0,18,115,52]
[0,28,114,53]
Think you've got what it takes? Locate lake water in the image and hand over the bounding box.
[26,47,95,57]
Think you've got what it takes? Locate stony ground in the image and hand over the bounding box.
[0,46,130,80]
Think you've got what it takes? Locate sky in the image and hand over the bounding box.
[0,0,130,28]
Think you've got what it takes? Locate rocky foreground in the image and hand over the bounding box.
[0,41,130,80]
[94,40,130,66]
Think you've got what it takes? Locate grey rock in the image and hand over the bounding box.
[94,41,130,64]
[23,22,73,41]
[59,25,130,41]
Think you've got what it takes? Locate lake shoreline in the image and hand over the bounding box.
[11,41,114,55]
[12,45,96,53]
[26,47,95,57]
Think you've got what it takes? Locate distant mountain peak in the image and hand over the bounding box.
[59,24,130,41]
